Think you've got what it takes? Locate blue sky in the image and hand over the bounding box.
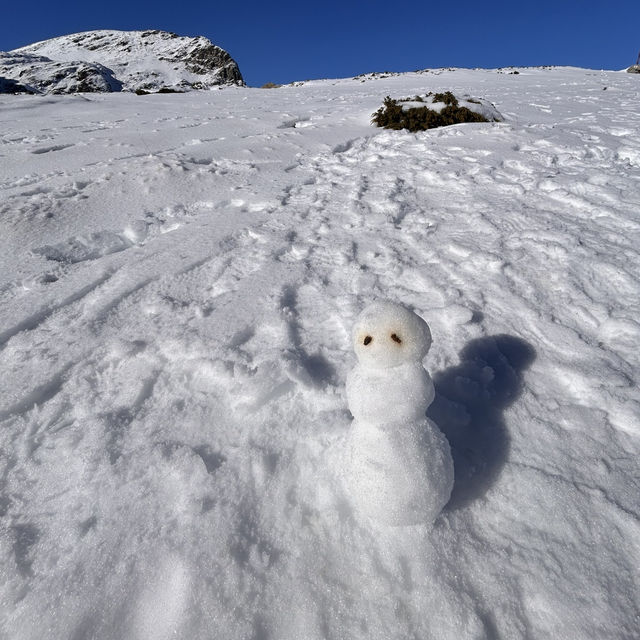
[1,0,638,86]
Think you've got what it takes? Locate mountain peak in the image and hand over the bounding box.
[2,29,244,94]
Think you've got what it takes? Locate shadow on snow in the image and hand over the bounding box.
[427,334,536,511]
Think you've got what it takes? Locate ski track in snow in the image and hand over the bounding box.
[1,68,639,639]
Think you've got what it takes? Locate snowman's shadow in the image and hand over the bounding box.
[427,334,536,511]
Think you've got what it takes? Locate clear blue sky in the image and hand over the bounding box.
[1,0,638,87]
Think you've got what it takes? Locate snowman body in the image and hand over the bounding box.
[346,361,434,425]
[344,301,454,526]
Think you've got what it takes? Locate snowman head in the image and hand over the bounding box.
[352,300,432,369]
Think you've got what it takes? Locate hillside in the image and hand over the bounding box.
[1,29,243,94]
[1,66,639,639]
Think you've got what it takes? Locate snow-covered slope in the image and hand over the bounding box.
[2,30,243,94]
[1,67,639,639]
[0,51,123,94]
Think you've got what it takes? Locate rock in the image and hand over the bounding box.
[0,52,122,94]
[0,75,37,94]
[626,65,640,74]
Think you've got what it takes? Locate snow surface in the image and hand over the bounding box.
[1,67,640,639]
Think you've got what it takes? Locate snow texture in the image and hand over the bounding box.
[347,360,434,424]
[1,66,640,639]
[351,300,432,369]
[346,300,435,424]
[342,416,454,526]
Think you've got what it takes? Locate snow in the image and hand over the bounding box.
[350,299,433,370]
[0,51,123,95]
[400,93,502,121]
[1,66,640,639]
[346,301,435,424]
[6,30,242,93]
[343,300,452,527]
[340,415,454,527]
[347,359,434,424]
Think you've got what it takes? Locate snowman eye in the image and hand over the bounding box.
[390,333,402,344]
[363,336,373,346]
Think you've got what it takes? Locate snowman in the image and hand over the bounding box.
[343,300,454,526]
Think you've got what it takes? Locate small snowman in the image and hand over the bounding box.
[343,300,454,526]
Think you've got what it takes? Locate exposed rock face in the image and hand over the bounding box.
[1,30,244,94]
[0,75,37,94]
[627,65,640,74]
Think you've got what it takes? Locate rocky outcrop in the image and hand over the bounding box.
[1,30,244,94]
[0,75,37,94]
[0,52,122,94]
